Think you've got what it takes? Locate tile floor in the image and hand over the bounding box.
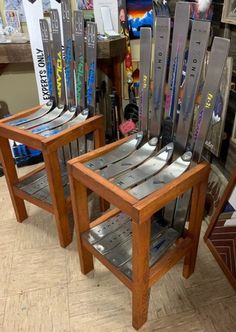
[0,164,236,332]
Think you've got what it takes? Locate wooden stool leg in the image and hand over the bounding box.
[69,174,94,274]
[132,219,151,330]
[183,180,208,278]
[43,150,72,248]
[0,136,27,222]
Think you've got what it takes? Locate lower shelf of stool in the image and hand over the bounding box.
[13,163,70,210]
[82,215,181,280]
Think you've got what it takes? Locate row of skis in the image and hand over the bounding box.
[9,0,97,154]
[81,0,231,270]
[8,1,231,267]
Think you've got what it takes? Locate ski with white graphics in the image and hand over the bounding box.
[162,1,190,147]
[40,19,57,102]
[150,1,171,138]
[22,0,50,104]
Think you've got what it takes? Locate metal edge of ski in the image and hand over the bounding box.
[40,19,57,103]
[84,131,144,171]
[31,107,76,134]
[113,142,174,190]
[138,27,152,137]
[61,0,76,108]
[22,0,50,104]
[17,105,65,130]
[74,10,85,111]
[174,15,211,154]
[128,151,192,200]
[99,137,158,179]
[150,2,171,139]
[162,1,190,147]
[41,108,89,137]
[86,22,97,117]
[8,101,54,126]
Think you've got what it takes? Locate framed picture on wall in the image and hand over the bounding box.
[204,170,236,289]
[222,0,236,25]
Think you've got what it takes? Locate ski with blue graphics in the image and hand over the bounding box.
[86,22,97,117]
[150,1,171,139]
[74,10,85,111]
[62,0,76,108]
[41,109,89,138]
[161,1,190,147]
[8,101,54,126]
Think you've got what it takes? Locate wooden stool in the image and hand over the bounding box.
[0,105,104,248]
[68,136,210,330]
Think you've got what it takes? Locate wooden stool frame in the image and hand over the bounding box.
[0,105,104,248]
[68,136,210,330]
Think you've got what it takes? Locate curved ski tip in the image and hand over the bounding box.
[182,151,192,162]
[135,131,144,146]
[70,106,77,113]
[165,142,174,151]
[149,137,158,146]
[81,108,89,117]
[46,100,53,108]
[58,104,65,110]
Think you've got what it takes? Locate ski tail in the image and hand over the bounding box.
[138,27,152,137]
[162,2,190,146]
[86,22,97,117]
[74,10,85,111]
[61,0,76,108]
[50,9,66,106]
[191,37,230,163]
[150,1,170,139]
[39,19,57,104]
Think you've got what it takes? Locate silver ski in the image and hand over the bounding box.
[41,109,89,137]
[18,106,65,130]
[84,132,143,170]
[162,2,190,145]
[99,137,158,179]
[129,151,192,199]
[74,10,85,110]
[8,101,53,126]
[175,19,211,153]
[120,228,180,278]
[50,9,66,105]
[62,0,76,107]
[86,22,97,116]
[150,9,170,138]
[113,143,174,189]
[138,27,152,136]
[40,19,57,101]
[82,212,131,245]
[31,107,76,134]
[191,37,230,162]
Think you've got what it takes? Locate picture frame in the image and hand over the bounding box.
[204,169,236,289]
[221,0,236,25]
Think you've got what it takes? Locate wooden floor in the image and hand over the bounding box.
[0,164,236,332]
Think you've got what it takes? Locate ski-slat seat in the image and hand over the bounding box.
[68,137,210,330]
[0,107,104,248]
